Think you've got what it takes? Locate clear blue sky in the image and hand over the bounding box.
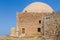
[0,0,60,36]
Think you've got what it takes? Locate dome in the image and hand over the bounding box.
[23,2,54,13]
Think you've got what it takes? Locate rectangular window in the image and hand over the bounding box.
[39,20,41,24]
[22,28,25,34]
[38,28,41,32]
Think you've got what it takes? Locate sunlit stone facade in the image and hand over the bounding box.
[10,2,54,37]
[16,12,48,37]
[9,2,60,40]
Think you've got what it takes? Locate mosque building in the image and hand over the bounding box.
[10,2,60,40]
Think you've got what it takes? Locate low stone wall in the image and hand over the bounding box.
[0,35,55,40]
[3,36,54,40]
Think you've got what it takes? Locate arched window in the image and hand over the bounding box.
[39,20,41,24]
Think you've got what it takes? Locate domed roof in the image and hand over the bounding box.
[23,2,54,13]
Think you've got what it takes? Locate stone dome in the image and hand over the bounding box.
[23,2,54,13]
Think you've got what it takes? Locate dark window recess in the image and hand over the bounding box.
[38,28,41,32]
[22,28,25,34]
[39,20,41,23]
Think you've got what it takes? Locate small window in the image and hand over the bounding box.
[39,20,41,24]
[38,28,41,32]
[22,28,25,34]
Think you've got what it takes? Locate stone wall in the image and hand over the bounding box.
[16,12,44,36]
[44,13,60,40]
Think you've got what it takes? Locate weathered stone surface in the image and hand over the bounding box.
[10,12,60,40]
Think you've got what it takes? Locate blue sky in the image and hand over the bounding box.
[0,0,60,36]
